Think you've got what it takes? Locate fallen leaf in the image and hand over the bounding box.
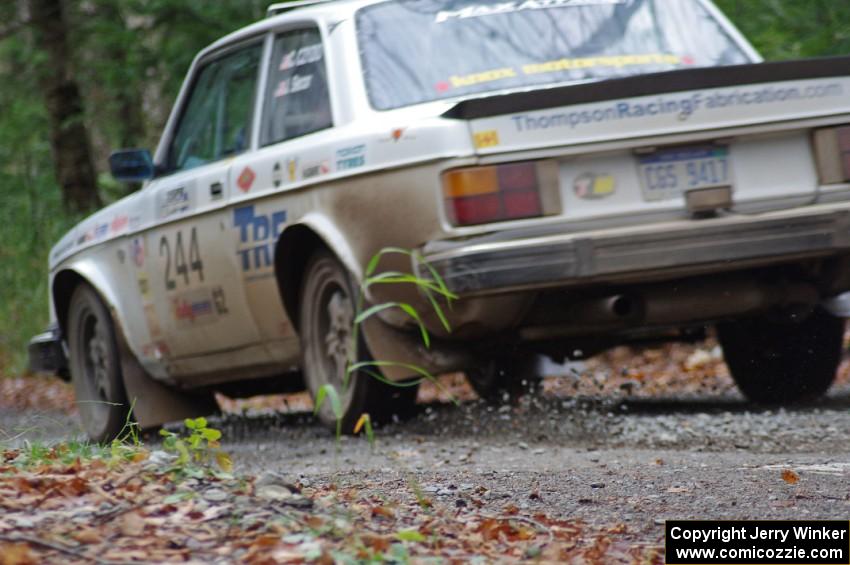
[396,529,426,542]
[0,542,35,565]
[119,511,147,536]
[371,505,394,519]
[666,486,689,493]
[361,534,391,552]
[60,476,89,497]
[215,451,233,473]
[252,534,282,548]
[781,469,800,485]
[73,528,103,544]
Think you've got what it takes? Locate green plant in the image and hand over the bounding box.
[313,248,458,441]
[159,417,232,474]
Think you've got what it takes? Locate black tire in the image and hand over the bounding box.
[717,308,845,404]
[67,284,131,442]
[465,353,541,402]
[299,250,418,432]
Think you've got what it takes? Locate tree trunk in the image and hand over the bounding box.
[28,0,101,212]
[92,0,145,150]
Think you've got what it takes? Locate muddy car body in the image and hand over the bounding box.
[29,0,850,440]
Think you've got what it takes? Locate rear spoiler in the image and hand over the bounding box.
[442,55,850,121]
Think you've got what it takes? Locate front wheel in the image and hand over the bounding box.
[717,308,845,404]
[67,284,131,442]
[299,251,418,432]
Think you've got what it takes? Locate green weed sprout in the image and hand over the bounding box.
[314,247,458,442]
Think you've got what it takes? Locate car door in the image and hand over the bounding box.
[144,40,271,369]
[226,25,335,365]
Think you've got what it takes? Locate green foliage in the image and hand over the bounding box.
[714,0,850,60]
[0,1,265,374]
[395,529,426,543]
[348,248,458,390]
[313,247,458,443]
[6,437,146,471]
[314,383,344,440]
[159,417,233,475]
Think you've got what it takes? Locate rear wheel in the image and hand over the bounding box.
[717,308,844,404]
[67,284,131,442]
[465,353,541,402]
[299,251,418,432]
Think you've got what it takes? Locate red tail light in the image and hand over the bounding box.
[442,161,559,226]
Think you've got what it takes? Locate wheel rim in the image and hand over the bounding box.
[323,290,354,386]
[308,263,357,421]
[75,306,112,430]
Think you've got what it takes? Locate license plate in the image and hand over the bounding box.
[638,147,731,201]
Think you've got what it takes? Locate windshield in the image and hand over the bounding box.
[356,0,753,110]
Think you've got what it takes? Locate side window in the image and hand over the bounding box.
[167,43,262,173]
[262,27,332,145]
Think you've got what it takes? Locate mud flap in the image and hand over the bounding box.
[116,332,218,430]
[361,315,474,381]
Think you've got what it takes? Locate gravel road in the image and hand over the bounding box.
[5,364,850,546]
[214,383,850,542]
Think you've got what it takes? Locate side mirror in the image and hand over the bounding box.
[109,149,155,182]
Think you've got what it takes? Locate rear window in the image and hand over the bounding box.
[357,0,753,110]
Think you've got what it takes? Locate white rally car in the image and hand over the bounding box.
[29,0,850,441]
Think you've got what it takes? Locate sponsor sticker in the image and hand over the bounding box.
[380,128,416,144]
[110,215,129,235]
[473,130,501,149]
[237,167,256,192]
[273,74,313,98]
[574,173,616,199]
[171,286,227,327]
[287,158,298,182]
[130,237,145,268]
[435,0,625,23]
[336,144,366,171]
[233,205,288,279]
[302,160,330,179]
[138,272,151,300]
[279,43,323,70]
[158,185,193,219]
[451,67,516,88]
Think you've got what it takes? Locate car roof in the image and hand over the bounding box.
[200,0,383,58]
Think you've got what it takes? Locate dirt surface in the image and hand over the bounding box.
[4,342,850,552]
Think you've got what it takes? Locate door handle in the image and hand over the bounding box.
[210,182,223,200]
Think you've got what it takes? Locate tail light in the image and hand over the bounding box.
[813,125,850,184]
[442,160,560,226]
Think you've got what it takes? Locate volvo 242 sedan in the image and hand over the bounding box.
[29,0,850,440]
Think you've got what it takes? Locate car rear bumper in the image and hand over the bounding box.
[420,206,850,296]
[28,323,69,379]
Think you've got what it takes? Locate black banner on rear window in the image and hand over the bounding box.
[665,520,849,564]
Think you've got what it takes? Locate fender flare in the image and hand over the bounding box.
[52,260,125,341]
[51,261,216,429]
[274,212,362,328]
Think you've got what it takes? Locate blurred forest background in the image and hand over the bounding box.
[0,0,848,373]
